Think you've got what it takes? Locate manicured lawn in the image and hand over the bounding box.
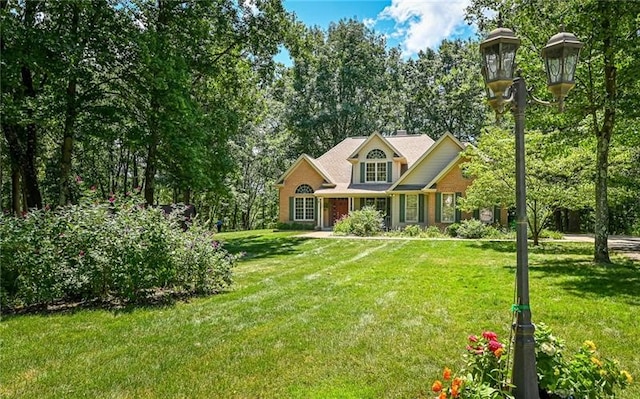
[1,231,638,398]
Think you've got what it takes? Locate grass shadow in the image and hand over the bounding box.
[474,240,593,256]
[221,235,310,260]
[529,258,640,306]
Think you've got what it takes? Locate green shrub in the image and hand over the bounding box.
[423,226,444,238]
[457,219,488,239]
[276,222,316,231]
[332,207,383,237]
[445,223,461,237]
[535,229,564,240]
[0,192,237,310]
[403,224,422,237]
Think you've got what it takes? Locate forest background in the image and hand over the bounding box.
[2,0,639,262]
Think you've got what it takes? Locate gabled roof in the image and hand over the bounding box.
[423,153,464,190]
[389,132,465,191]
[347,132,403,160]
[276,154,333,186]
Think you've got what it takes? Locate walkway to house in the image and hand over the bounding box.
[297,231,640,261]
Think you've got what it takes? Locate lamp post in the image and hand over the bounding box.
[480,26,583,399]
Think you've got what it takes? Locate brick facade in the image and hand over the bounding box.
[278,159,325,223]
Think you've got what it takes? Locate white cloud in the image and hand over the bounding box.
[376,0,471,56]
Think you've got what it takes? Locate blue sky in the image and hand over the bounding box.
[278,0,478,64]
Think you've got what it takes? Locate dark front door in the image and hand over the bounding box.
[331,198,349,226]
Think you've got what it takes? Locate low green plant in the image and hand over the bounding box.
[424,225,444,238]
[432,325,632,399]
[403,224,422,237]
[332,206,383,237]
[457,219,488,239]
[445,223,461,237]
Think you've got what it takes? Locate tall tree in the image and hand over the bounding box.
[403,39,488,142]
[466,0,640,262]
[286,19,393,157]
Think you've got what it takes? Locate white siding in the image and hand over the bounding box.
[401,138,461,185]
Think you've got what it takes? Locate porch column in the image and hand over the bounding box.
[349,197,353,211]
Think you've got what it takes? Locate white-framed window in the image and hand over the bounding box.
[405,194,418,222]
[441,193,456,223]
[294,184,315,221]
[364,149,387,182]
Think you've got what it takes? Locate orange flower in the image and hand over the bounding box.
[452,377,463,389]
[432,380,443,392]
[438,392,447,399]
[451,385,460,398]
[443,367,452,380]
[494,347,504,358]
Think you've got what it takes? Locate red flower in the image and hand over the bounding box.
[468,334,478,343]
[443,367,452,380]
[432,380,443,392]
[79,250,85,257]
[482,331,498,341]
[488,339,503,352]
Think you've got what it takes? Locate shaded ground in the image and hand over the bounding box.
[300,231,640,262]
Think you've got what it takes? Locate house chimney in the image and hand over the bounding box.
[396,129,407,136]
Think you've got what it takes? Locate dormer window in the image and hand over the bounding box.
[365,149,387,183]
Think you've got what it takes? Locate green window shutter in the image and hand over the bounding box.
[473,209,480,219]
[360,163,365,183]
[289,197,294,221]
[455,192,462,222]
[494,206,502,224]
[435,193,441,223]
[399,194,405,223]
[360,198,365,209]
[418,194,425,223]
[387,161,392,182]
[424,194,429,225]
[314,198,318,224]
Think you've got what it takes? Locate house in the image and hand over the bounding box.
[276,131,505,230]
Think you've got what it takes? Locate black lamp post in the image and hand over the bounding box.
[480,26,583,399]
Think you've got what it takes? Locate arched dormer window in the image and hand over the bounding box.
[295,184,314,194]
[366,149,386,159]
[364,149,388,182]
[294,184,315,221]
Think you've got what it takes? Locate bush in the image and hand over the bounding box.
[403,224,422,237]
[423,226,444,238]
[457,219,488,239]
[332,206,383,237]
[445,223,461,237]
[0,192,237,310]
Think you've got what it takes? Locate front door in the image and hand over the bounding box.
[331,198,349,226]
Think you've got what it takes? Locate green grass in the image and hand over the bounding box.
[1,230,638,398]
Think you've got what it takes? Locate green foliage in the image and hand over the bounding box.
[535,323,632,398]
[403,224,422,237]
[457,219,489,239]
[424,226,445,238]
[332,206,383,237]
[0,192,237,309]
[276,222,316,231]
[445,223,462,237]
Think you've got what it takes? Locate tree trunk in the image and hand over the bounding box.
[594,11,616,264]
[144,135,158,205]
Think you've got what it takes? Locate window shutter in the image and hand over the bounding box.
[435,193,441,223]
[494,206,502,224]
[314,198,318,225]
[289,197,294,221]
[424,194,429,225]
[387,161,392,182]
[360,198,365,209]
[418,194,425,223]
[473,209,480,219]
[455,192,462,222]
[360,163,365,183]
[399,194,405,223]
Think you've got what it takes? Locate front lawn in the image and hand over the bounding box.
[1,231,638,398]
